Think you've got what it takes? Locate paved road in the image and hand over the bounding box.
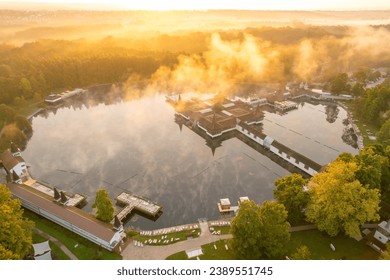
[32,228,78,260]
[122,221,232,260]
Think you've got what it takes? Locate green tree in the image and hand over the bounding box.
[0,184,34,259]
[92,189,114,223]
[19,77,33,99]
[230,200,263,259]
[291,245,311,260]
[335,152,354,163]
[377,118,390,143]
[351,82,365,96]
[0,104,17,124]
[0,244,19,260]
[354,147,383,190]
[14,115,32,135]
[274,174,309,224]
[258,201,291,259]
[306,161,380,238]
[330,73,350,94]
[353,70,367,84]
[231,200,290,259]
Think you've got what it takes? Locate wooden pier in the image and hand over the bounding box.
[115,192,162,222]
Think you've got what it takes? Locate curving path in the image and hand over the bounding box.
[32,228,78,260]
[121,221,232,260]
[121,222,322,260]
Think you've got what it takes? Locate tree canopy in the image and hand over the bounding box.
[231,200,290,259]
[0,104,32,152]
[92,189,114,223]
[274,173,309,225]
[305,161,380,238]
[0,184,34,259]
[336,146,390,203]
[291,245,311,260]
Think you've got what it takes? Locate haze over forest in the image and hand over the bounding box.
[0,8,390,102]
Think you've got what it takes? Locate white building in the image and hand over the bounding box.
[373,220,390,249]
[9,183,124,252]
[0,149,29,183]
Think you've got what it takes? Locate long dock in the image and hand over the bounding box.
[116,192,162,222]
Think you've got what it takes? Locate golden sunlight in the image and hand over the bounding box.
[4,0,390,10]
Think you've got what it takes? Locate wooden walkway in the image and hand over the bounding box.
[115,192,162,222]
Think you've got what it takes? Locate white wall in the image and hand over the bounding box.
[10,162,27,178]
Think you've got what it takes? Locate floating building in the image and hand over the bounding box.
[168,94,322,176]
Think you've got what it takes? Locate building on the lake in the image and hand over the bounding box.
[169,94,322,176]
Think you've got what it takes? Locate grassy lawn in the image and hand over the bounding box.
[24,209,122,260]
[130,229,201,246]
[209,226,231,235]
[347,102,380,146]
[354,118,379,146]
[166,240,235,260]
[166,230,379,260]
[32,232,70,260]
[287,230,379,260]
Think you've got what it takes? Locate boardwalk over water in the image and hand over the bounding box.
[115,192,162,222]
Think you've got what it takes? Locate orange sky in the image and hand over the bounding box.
[1,0,389,10]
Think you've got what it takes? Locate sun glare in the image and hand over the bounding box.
[3,0,390,10]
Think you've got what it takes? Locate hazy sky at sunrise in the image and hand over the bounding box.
[1,0,389,10]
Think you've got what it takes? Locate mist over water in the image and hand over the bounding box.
[22,89,357,230]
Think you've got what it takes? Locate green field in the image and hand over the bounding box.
[286,230,379,260]
[166,230,379,260]
[25,210,122,260]
[31,232,71,260]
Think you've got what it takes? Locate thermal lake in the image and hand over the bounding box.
[22,88,358,229]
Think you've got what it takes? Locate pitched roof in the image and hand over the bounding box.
[8,183,117,242]
[0,150,24,172]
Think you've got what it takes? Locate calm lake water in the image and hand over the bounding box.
[23,89,358,229]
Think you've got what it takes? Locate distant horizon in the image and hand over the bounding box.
[0,0,389,11]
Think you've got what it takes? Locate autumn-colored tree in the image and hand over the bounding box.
[0,184,34,259]
[93,189,114,223]
[306,161,380,238]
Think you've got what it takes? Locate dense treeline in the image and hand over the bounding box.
[0,104,32,152]
[274,144,390,238]
[353,85,390,144]
[0,40,178,104]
